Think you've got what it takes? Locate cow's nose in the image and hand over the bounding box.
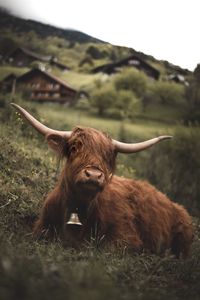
[84,169,103,182]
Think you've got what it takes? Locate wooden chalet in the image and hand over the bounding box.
[5,47,69,71]
[92,55,160,80]
[16,68,77,104]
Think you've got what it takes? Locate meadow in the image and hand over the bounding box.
[0,98,200,300]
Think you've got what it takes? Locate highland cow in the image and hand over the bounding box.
[12,103,193,257]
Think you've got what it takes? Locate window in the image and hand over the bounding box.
[128,59,140,66]
[32,83,40,88]
[52,93,60,98]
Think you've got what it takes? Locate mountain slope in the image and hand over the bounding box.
[0,9,103,44]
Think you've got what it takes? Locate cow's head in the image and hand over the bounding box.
[11,103,172,198]
[58,126,116,195]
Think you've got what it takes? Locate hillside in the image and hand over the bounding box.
[0,8,194,127]
[0,8,191,77]
[0,9,103,44]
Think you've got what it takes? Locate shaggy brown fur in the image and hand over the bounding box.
[34,127,193,257]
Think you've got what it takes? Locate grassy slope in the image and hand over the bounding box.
[0,66,29,81]
[58,70,106,90]
[0,65,188,126]
[36,103,174,138]
[0,101,200,300]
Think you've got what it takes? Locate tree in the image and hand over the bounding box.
[184,64,200,124]
[0,37,17,56]
[90,83,139,119]
[86,45,106,59]
[114,68,148,98]
[186,64,200,108]
[90,85,117,116]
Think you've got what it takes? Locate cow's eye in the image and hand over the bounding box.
[70,141,83,155]
[71,145,77,154]
[67,145,78,159]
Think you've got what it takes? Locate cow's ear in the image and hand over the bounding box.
[46,133,67,155]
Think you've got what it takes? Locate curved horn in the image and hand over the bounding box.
[11,103,72,139]
[113,136,173,153]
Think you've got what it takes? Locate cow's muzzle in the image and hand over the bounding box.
[76,167,105,191]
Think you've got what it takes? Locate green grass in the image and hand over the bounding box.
[1,236,200,300]
[31,103,175,140]
[136,102,187,124]
[0,66,29,81]
[57,70,106,90]
[1,99,200,300]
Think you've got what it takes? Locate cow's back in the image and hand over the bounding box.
[99,176,193,255]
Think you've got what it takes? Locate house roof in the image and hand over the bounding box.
[17,68,77,92]
[6,47,70,70]
[50,60,70,70]
[1,73,17,82]
[92,55,160,79]
[7,47,52,62]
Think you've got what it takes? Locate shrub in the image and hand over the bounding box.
[150,81,185,105]
[0,93,43,140]
[86,45,106,59]
[75,98,90,111]
[137,127,200,215]
[183,108,200,125]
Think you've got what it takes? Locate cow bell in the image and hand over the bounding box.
[66,213,83,226]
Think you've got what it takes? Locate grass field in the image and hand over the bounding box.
[24,102,175,138]
[0,66,29,81]
[1,99,200,300]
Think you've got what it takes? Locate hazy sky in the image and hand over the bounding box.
[0,0,199,71]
